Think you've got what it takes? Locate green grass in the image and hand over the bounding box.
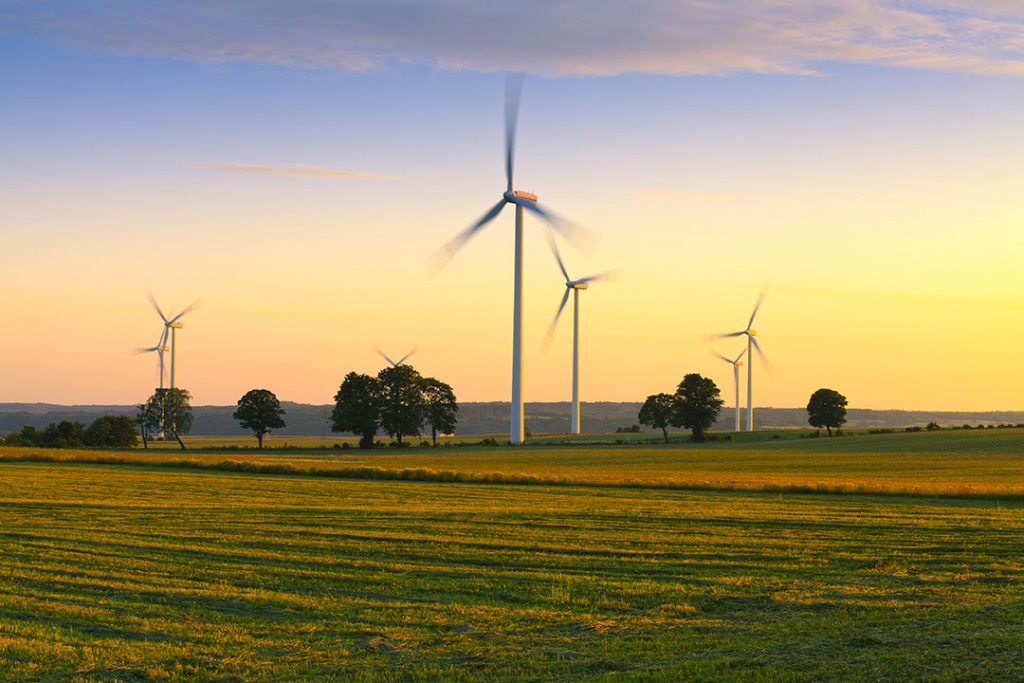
[3,430,1024,680]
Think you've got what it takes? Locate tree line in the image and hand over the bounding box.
[1,415,139,448]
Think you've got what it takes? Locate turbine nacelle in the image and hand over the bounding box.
[747,329,757,337]
[167,322,184,329]
[504,189,537,203]
[568,281,589,290]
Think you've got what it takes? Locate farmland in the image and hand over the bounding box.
[3,430,1024,680]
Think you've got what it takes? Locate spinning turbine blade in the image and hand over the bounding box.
[735,347,748,363]
[747,287,768,330]
[544,288,572,347]
[505,73,523,192]
[713,330,748,339]
[544,230,571,282]
[395,348,418,365]
[713,351,733,363]
[430,199,507,271]
[515,199,591,249]
[169,301,198,324]
[375,347,398,367]
[576,269,621,285]
[750,336,772,369]
[147,291,169,323]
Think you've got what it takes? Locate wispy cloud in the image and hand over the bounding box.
[192,162,397,180]
[11,1,1024,77]
[637,190,728,202]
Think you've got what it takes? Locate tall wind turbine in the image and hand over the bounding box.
[432,75,583,445]
[148,292,197,395]
[714,289,769,431]
[543,233,616,435]
[136,328,170,438]
[714,347,747,433]
[376,346,417,368]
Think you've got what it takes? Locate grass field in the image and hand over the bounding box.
[3,430,1024,680]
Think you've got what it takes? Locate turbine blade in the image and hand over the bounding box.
[543,288,572,349]
[135,346,158,355]
[147,291,168,323]
[544,230,571,282]
[395,347,418,365]
[712,351,732,363]
[735,347,748,363]
[375,346,398,367]
[505,73,523,193]
[747,286,768,330]
[169,300,199,323]
[750,336,773,370]
[430,199,507,272]
[516,199,593,250]
[576,268,622,285]
[712,331,747,340]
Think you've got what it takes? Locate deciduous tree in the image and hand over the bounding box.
[233,389,287,449]
[673,374,724,442]
[377,365,426,446]
[421,377,458,446]
[638,393,676,443]
[807,388,848,436]
[331,372,381,449]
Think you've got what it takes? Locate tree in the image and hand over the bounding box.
[331,372,381,449]
[146,388,193,449]
[673,374,724,442]
[377,365,427,446]
[233,389,287,449]
[421,377,458,446]
[638,393,676,443]
[806,388,847,436]
[136,401,161,449]
[84,415,139,448]
[40,420,87,448]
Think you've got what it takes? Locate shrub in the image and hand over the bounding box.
[926,422,941,431]
[905,426,923,432]
[479,437,500,446]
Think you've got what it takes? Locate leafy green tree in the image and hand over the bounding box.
[377,365,427,446]
[136,401,161,449]
[807,388,848,436]
[638,393,676,443]
[673,374,724,442]
[331,372,381,449]
[40,420,87,448]
[421,377,458,446]
[233,389,287,449]
[148,388,193,449]
[85,415,139,448]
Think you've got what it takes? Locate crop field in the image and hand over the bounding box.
[3,430,1024,680]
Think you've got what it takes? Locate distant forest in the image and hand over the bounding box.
[2,402,1023,437]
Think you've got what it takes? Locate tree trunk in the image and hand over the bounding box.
[141,431,148,449]
[827,426,832,437]
[174,431,186,450]
[662,427,669,443]
[432,427,438,446]
[396,433,403,447]
[257,432,264,449]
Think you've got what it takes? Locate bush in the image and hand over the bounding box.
[615,425,643,434]
[479,437,500,446]
[926,422,941,431]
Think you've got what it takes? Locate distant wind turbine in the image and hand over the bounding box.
[148,292,197,435]
[136,328,170,438]
[713,347,747,433]
[714,289,770,431]
[376,346,417,368]
[432,74,585,445]
[543,233,618,435]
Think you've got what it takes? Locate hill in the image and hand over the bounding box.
[2,402,1022,437]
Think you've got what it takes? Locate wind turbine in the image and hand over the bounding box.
[432,75,584,445]
[714,347,747,433]
[714,289,769,431]
[147,292,197,396]
[136,328,170,438]
[543,233,617,435]
[376,346,417,368]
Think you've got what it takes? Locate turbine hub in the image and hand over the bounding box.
[747,329,757,337]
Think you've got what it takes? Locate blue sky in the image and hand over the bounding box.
[2,1,1024,409]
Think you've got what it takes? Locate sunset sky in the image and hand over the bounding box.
[2,1,1023,411]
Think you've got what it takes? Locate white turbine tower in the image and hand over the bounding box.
[714,289,770,431]
[543,233,617,435]
[376,347,417,368]
[136,328,170,438]
[433,75,584,445]
[714,347,747,433]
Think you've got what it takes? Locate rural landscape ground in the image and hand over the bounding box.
[3,428,1024,680]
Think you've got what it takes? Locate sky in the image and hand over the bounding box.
[1,1,1023,411]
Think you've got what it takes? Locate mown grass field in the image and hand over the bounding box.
[3,430,1024,680]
